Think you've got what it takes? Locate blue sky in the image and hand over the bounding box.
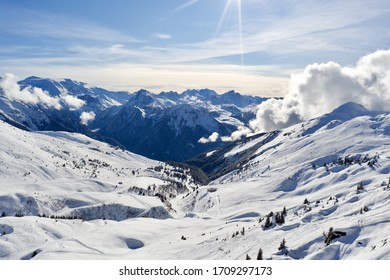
[0,0,389,96]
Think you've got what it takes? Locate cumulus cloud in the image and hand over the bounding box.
[221,126,252,142]
[198,132,219,144]
[225,49,390,140]
[0,73,62,110]
[62,94,85,110]
[80,111,96,125]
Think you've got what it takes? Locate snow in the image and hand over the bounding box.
[135,106,146,118]
[167,104,219,131]
[224,133,270,158]
[1,103,390,260]
[0,119,197,258]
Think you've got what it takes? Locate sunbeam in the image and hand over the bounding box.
[237,0,244,66]
[216,0,245,66]
[215,0,233,36]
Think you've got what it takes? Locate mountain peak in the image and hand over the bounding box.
[133,89,155,99]
[126,89,161,107]
[303,102,371,136]
[158,91,180,100]
[223,90,240,96]
[23,76,43,81]
[183,89,217,98]
[135,89,153,95]
[330,102,369,115]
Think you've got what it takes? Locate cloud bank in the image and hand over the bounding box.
[0,73,87,111]
[221,126,252,142]
[62,94,85,110]
[80,111,96,125]
[226,49,390,139]
[198,132,220,144]
[0,73,62,109]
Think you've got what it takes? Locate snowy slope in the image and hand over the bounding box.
[1,103,389,260]
[179,103,390,260]
[0,120,198,259]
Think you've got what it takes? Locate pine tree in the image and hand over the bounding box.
[264,216,272,228]
[303,198,309,205]
[257,248,263,260]
[241,227,245,236]
[278,238,286,251]
[282,207,287,216]
[246,254,251,260]
[275,212,285,224]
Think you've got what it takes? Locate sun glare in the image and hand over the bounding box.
[216,0,245,65]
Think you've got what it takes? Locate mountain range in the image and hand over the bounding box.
[0,76,265,161]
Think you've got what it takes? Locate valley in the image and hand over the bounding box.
[1,100,389,260]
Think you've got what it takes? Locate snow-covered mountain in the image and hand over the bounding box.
[0,76,131,131]
[91,88,265,161]
[0,76,133,150]
[19,76,132,110]
[0,76,265,162]
[92,90,240,161]
[1,102,389,260]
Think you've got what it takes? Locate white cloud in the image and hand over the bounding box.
[221,126,252,142]
[198,132,220,144]
[62,95,85,110]
[4,1,388,70]
[151,0,390,65]
[227,49,390,138]
[152,33,172,40]
[0,73,62,109]
[80,111,96,125]
[0,73,86,111]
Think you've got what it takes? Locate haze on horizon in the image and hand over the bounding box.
[0,0,389,96]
